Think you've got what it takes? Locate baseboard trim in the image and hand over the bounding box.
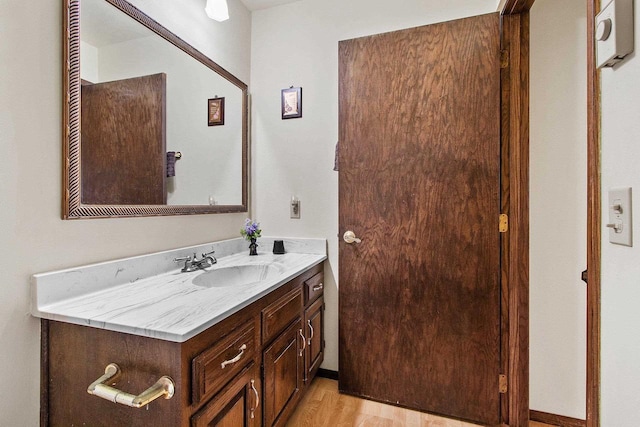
[316,368,339,381]
[530,410,586,427]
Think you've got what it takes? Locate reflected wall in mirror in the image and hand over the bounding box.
[63,0,248,218]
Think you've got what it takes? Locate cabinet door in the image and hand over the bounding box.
[304,297,324,383]
[191,363,261,427]
[262,319,304,427]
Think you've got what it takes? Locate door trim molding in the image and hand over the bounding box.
[586,1,601,426]
[501,1,602,427]
[500,9,530,426]
[498,0,536,15]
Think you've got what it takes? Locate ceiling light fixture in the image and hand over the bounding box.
[205,0,229,22]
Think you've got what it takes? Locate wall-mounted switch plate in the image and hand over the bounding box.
[290,196,300,219]
[608,187,632,246]
[595,0,634,68]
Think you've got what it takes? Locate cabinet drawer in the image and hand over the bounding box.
[192,321,257,405]
[304,272,324,305]
[262,287,302,345]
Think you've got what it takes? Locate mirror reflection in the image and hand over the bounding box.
[76,0,245,208]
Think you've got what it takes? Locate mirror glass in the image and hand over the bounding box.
[63,0,248,218]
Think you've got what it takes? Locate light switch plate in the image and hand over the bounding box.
[608,187,632,246]
[290,197,300,219]
[595,0,634,68]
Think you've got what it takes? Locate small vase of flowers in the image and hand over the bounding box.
[240,218,262,256]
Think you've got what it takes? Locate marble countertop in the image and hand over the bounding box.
[32,238,326,342]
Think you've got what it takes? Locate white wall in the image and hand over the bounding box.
[80,40,100,82]
[250,0,498,372]
[600,2,640,426]
[0,0,250,425]
[530,0,587,419]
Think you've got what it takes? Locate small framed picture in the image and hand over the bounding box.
[208,97,225,126]
[281,87,302,119]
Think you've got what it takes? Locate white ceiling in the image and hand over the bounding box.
[239,0,301,11]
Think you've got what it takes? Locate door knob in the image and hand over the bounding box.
[343,231,362,244]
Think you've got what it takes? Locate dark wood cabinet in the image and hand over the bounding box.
[262,319,304,427]
[261,268,325,426]
[191,363,261,427]
[261,287,303,345]
[304,297,324,383]
[42,262,324,427]
[192,320,259,406]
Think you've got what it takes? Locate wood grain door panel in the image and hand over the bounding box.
[191,363,261,427]
[305,297,324,383]
[263,319,304,426]
[81,73,166,205]
[338,13,502,425]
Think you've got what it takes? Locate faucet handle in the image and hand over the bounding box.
[202,249,216,258]
[174,255,193,272]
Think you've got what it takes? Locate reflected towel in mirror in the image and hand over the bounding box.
[167,151,176,177]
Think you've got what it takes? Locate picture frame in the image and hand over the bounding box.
[208,97,225,126]
[281,87,302,119]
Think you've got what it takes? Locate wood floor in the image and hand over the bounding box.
[286,378,554,427]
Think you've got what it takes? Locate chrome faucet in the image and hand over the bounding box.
[174,250,217,272]
[195,250,217,269]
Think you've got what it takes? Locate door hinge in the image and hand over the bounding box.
[501,50,509,68]
[499,214,509,233]
[499,374,507,393]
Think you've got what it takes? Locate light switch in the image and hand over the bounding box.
[608,187,632,246]
[290,196,300,219]
[595,0,634,68]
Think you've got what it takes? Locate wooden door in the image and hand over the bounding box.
[81,73,166,205]
[262,319,304,426]
[338,13,502,425]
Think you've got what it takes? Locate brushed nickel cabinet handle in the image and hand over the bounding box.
[221,344,247,369]
[250,379,259,419]
[299,329,306,357]
[312,283,324,292]
[307,319,314,346]
[87,363,175,408]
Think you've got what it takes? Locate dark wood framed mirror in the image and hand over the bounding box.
[63,0,248,219]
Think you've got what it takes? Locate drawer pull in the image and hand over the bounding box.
[87,363,175,408]
[307,319,314,345]
[299,329,306,357]
[221,344,247,369]
[250,379,259,419]
[312,283,324,292]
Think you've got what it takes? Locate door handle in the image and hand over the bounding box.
[343,231,362,244]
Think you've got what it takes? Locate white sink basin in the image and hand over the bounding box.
[192,264,283,288]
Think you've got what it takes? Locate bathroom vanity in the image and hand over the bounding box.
[33,238,326,426]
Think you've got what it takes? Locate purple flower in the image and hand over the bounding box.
[241,218,262,240]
